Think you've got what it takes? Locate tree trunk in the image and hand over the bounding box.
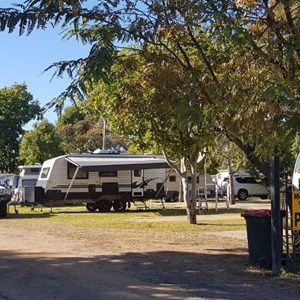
[226,133,270,180]
[180,158,197,224]
[183,176,197,224]
[190,162,198,224]
[161,151,198,224]
[186,201,197,224]
[228,164,235,204]
[179,179,183,202]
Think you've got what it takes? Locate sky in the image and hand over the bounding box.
[1,0,90,129]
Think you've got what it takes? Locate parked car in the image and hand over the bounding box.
[222,176,269,201]
[216,169,250,197]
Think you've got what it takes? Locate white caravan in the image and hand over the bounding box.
[165,169,215,201]
[24,153,173,212]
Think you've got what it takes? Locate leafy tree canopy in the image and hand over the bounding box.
[56,105,127,153]
[88,47,215,162]
[19,119,64,165]
[1,0,300,178]
[0,83,40,172]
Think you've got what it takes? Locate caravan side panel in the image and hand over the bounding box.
[164,169,179,200]
[116,170,131,192]
[47,157,69,190]
[144,168,166,198]
[36,157,64,189]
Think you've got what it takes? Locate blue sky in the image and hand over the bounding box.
[1,1,90,129]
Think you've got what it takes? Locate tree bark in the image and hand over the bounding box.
[228,164,235,205]
[162,150,198,224]
[181,158,197,224]
[226,134,270,180]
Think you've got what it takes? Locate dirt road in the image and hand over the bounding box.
[0,200,299,300]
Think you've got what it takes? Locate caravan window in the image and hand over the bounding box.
[188,176,199,183]
[169,176,176,182]
[99,171,118,177]
[21,179,37,187]
[67,163,89,179]
[25,168,41,175]
[40,167,50,179]
[133,170,141,177]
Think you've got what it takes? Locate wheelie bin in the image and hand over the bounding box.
[241,209,285,269]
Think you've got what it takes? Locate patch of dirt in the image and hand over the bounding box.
[0,200,299,300]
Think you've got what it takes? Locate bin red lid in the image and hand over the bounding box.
[241,209,271,217]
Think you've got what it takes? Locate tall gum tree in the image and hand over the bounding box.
[1,1,299,183]
[87,51,216,224]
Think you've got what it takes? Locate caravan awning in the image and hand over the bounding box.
[65,155,171,172]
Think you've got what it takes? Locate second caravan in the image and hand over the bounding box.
[11,165,42,203]
[25,153,172,212]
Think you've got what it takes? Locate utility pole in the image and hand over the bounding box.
[102,118,107,150]
[270,156,281,275]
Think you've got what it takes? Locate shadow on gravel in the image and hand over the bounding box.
[0,249,299,300]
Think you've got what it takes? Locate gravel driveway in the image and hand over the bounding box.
[0,200,299,300]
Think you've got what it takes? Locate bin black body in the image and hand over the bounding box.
[242,212,271,268]
[241,210,285,269]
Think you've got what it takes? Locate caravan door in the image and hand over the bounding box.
[132,169,144,197]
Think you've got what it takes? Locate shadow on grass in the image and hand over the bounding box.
[3,207,247,220]
[5,211,56,219]
[197,222,244,227]
[4,200,262,220]
[157,207,246,217]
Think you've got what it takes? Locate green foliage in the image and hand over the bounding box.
[0,83,40,172]
[88,48,216,168]
[8,205,246,233]
[0,0,118,109]
[56,104,86,125]
[19,119,63,164]
[1,0,300,178]
[56,105,127,153]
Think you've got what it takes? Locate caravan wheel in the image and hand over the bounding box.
[86,203,98,212]
[97,200,113,212]
[113,199,127,212]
